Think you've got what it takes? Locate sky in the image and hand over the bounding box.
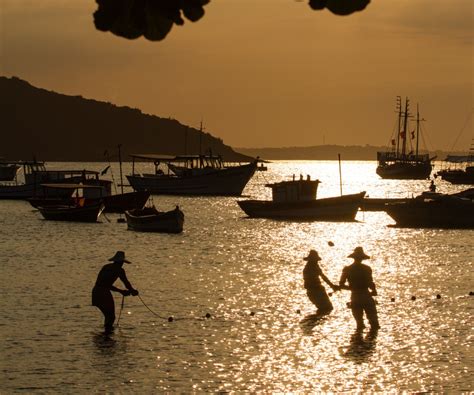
[1,0,473,150]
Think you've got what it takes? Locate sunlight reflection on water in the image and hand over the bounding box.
[0,161,472,392]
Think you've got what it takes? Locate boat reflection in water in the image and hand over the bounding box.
[237,175,365,221]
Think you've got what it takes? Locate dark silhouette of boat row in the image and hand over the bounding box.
[2,143,473,229]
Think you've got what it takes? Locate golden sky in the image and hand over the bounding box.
[1,0,473,150]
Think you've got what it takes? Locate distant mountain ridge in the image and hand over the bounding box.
[0,76,253,162]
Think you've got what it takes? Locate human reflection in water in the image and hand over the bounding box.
[302,249,338,316]
[339,247,380,331]
[92,251,139,333]
[341,328,378,363]
[299,313,331,336]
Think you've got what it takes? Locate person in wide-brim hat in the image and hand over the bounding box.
[302,249,338,314]
[339,246,380,331]
[92,251,138,333]
[108,250,131,264]
[347,246,370,261]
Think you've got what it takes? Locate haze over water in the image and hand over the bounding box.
[1,161,472,392]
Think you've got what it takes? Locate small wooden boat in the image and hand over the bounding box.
[36,184,105,222]
[385,189,474,229]
[237,176,365,221]
[38,201,105,222]
[125,205,184,233]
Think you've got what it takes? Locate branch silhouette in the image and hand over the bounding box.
[94,0,371,42]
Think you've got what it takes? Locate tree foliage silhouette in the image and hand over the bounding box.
[94,0,371,41]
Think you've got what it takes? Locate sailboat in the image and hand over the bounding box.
[376,97,434,179]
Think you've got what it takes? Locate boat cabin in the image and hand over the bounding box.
[266,175,320,203]
[41,183,108,201]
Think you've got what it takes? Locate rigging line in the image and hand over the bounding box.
[449,109,474,152]
[116,295,125,326]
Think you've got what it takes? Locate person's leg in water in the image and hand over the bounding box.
[97,304,115,333]
[350,303,365,331]
[307,286,333,315]
[364,299,380,330]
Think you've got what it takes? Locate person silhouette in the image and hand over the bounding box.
[92,251,139,333]
[303,249,338,315]
[339,247,380,331]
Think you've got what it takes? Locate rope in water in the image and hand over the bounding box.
[115,291,473,325]
[116,295,125,326]
[137,294,170,320]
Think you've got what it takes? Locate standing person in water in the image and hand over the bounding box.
[303,249,338,314]
[339,246,380,331]
[92,251,139,333]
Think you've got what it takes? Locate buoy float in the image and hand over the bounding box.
[390,297,395,302]
[205,313,211,319]
[296,309,301,314]
[411,296,416,301]
[168,316,173,322]
[436,294,441,299]
[250,311,255,316]
[328,241,335,247]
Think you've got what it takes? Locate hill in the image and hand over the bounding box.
[0,76,253,162]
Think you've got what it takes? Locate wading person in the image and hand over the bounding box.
[92,251,139,333]
[303,249,338,314]
[339,246,380,331]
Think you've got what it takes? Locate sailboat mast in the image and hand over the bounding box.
[118,144,124,195]
[402,97,409,157]
[416,104,420,156]
[396,96,402,155]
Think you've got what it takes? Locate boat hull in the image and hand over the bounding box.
[376,162,432,180]
[237,192,366,221]
[125,207,184,233]
[37,202,105,222]
[436,169,474,185]
[385,197,474,228]
[0,164,20,181]
[127,162,257,196]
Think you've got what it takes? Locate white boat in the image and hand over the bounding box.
[127,154,257,196]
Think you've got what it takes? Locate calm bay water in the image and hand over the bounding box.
[1,160,472,392]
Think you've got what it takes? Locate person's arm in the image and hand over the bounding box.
[338,267,350,290]
[110,285,130,295]
[367,267,377,296]
[320,271,338,290]
[119,269,139,295]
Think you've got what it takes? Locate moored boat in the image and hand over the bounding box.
[125,205,184,233]
[126,154,257,196]
[0,161,108,200]
[0,160,20,181]
[36,184,106,222]
[237,176,366,221]
[376,97,434,179]
[385,189,474,229]
[436,142,474,185]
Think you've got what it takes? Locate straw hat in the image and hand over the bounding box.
[348,246,370,260]
[108,251,131,264]
[303,249,322,262]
